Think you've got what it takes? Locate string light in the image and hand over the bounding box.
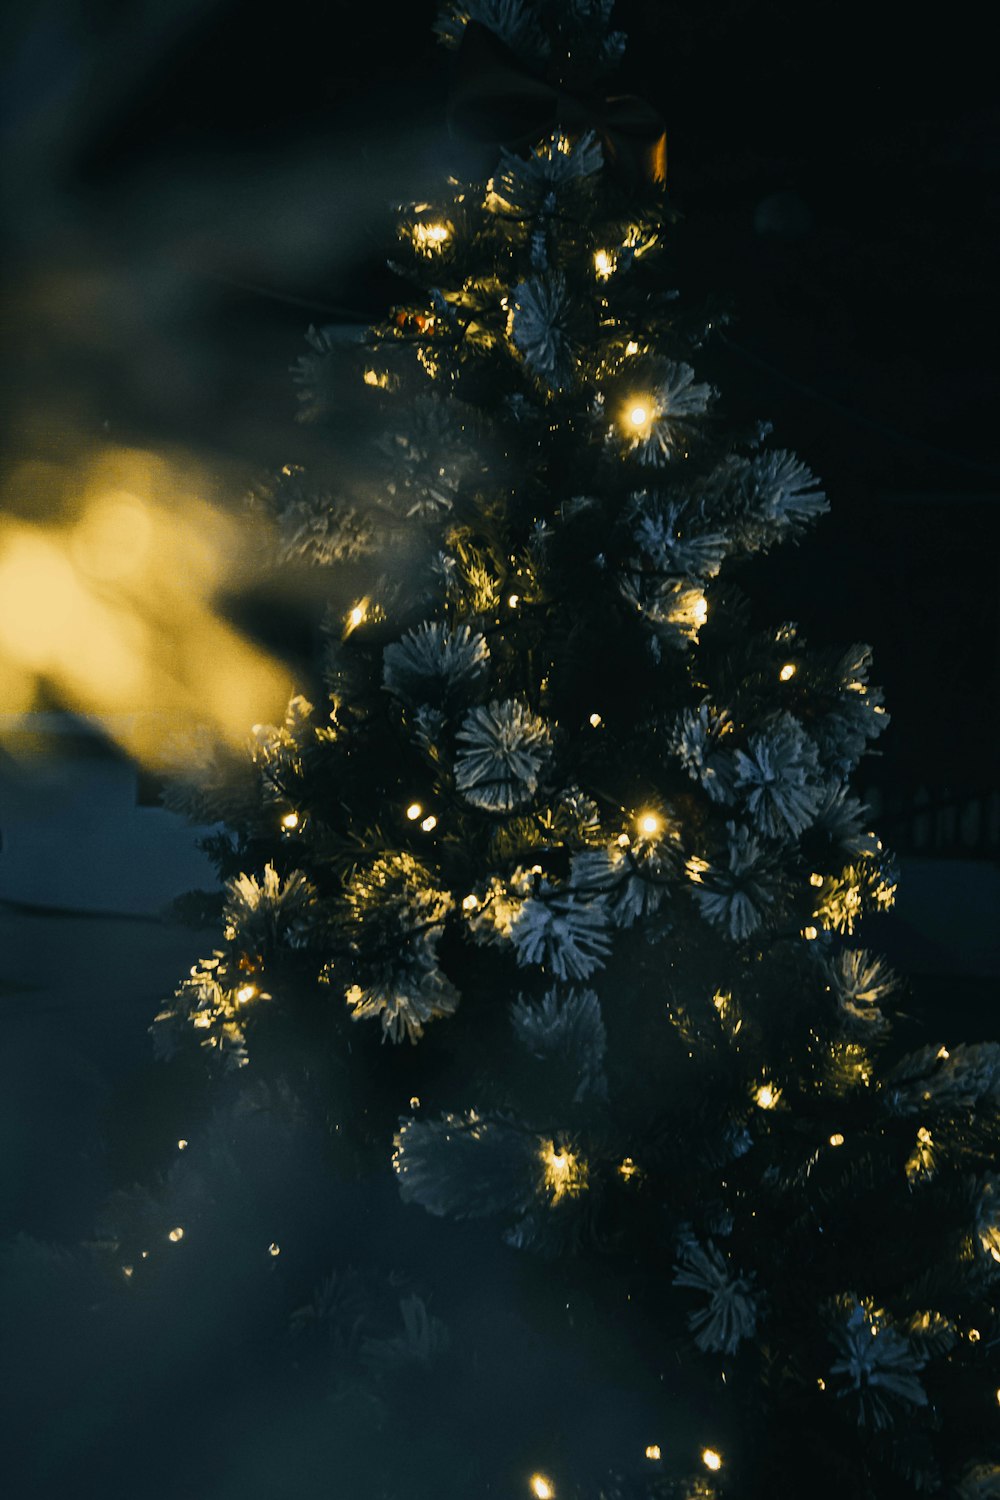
[829,1133,845,1147]
[268,1242,280,1257]
[529,1476,555,1499]
[420,814,438,832]
[617,832,631,848]
[628,402,651,429]
[167,1227,184,1242]
[691,594,709,628]
[589,712,602,727]
[413,222,450,251]
[937,1046,950,1059]
[817,1378,826,1391]
[637,810,661,838]
[755,1082,779,1110]
[809,873,824,887]
[995,1388,1000,1405]
[803,925,819,941]
[541,1141,588,1203]
[618,1157,640,1181]
[645,1445,662,1461]
[410,1096,421,1108]
[779,662,797,681]
[594,248,615,279]
[701,1448,723,1472]
[406,802,423,821]
[236,985,257,1004]
[625,340,640,355]
[122,1265,134,1279]
[462,894,478,911]
[281,811,300,830]
[344,599,368,635]
[177,1139,188,1150]
[969,1328,981,1343]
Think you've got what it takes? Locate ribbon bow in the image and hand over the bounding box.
[448,21,667,192]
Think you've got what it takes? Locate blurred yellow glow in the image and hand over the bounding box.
[344,599,369,636]
[803,925,819,940]
[628,403,650,428]
[589,711,602,726]
[594,248,615,279]
[406,802,423,820]
[541,1141,588,1203]
[236,985,257,1004]
[755,1083,778,1109]
[692,595,709,628]
[177,1139,188,1150]
[420,814,438,832]
[969,1328,981,1342]
[413,222,450,250]
[809,873,824,887]
[829,1133,845,1147]
[637,810,661,838]
[618,1157,640,1181]
[507,593,520,608]
[122,1265,134,1278]
[702,1448,722,1471]
[645,1445,661,1461]
[462,894,478,911]
[281,811,300,830]
[817,1377,826,1390]
[529,1476,555,1499]
[409,1096,421,1108]
[167,1227,184,1242]
[779,662,796,681]
[625,340,640,355]
[0,446,293,765]
[268,1243,280,1257]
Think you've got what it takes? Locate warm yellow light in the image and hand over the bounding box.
[462,894,478,912]
[991,1247,1000,1264]
[268,1242,280,1256]
[618,1157,640,1181]
[167,1227,184,1242]
[701,1448,723,1472]
[281,810,300,830]
[420,814,438,832]
[345,599,368,634]
[645,1445,661,1461]
[803,925,819,941]
[177,1139,188,1150]
[686,855,710,883]
[995,1388,1000,1405]
[829,1133,845,1147]
[410,1096,421,1108]
[628,403,650,428]
[637,811,661,838]
[779,662,797,681]
[236,985,256,1004]
[625,340,640,355]
[594,248,615,279]
[529,1476,555,1500]
[817,1377,826,1390]
[541,1141,588,1203]
[589,712,602,727]
[406,802,423,821]
[969,1328,981,1343]
[508,593,520,608]
[413,222,450,251]
[122,1265,134,1278]
[755,1083,778,1110]
[617,832,631,848]
[692,595,709,628]
[937,1046,949,1059]
[809,872,823,887]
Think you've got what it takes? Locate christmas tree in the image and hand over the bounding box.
[148,4,1000,1496]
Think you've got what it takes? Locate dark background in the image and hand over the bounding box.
[0,4,998,1495]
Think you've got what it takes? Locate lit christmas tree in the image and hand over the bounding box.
[150,4,1000,1496]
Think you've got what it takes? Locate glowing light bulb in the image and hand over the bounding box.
[829,1133,845,1147]
[508,593,520,608]
[406,802,423,821]
[637,811,661,838]
[817,1377,826,1391]
[410,1096,421,1108]
[617,832,631,848]
[594,248,615,279]
[755,1083,778,1110]
[969,1328,981,1343]
[462,894,478,911]
[809,872,824,887]
[645,1445,661,1461]
[589,712,602,727]
[692,595,709,628]
[122,1265,134,1278]
[701,1448,723,1472]
[268,1242,280,1257]
[236,985,256,1004]
[345,599,369,634]
[530,1476,555,1500]
[618,1157,640,1181]
[625,340,640,355]
[803,925,819,941]
[937,1046,950,1059]
[413,222,450,251]
[628,403,650,428]
[177,1139,188,1150]
[281,810,300,830]
[420,814,438,832]
[167,1227,184,1242]
[995,1388,1000,1405]
[779,662,797,681]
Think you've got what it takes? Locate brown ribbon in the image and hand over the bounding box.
[448,21,667,192]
